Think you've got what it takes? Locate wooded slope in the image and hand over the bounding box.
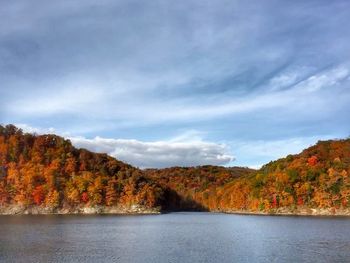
[0,125,163,211]
[1,124,349,214]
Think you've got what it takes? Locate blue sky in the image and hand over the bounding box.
[1,0,350,168]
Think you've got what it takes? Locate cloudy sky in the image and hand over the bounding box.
[1,0,350,168]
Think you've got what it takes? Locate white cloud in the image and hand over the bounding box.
[136,65,350,121]
[69,135,234,168]
[267,65,349,93]
[269,72,299,90]
[293,66,349,92]
[246,164,264,170]
[15,123,56,134]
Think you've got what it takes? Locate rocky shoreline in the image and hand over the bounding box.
[0,204,161,215]
[221,207,350,217]
[1,204,350,217]
[7,204,350,219]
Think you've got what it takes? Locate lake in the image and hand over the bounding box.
[0,212,349,263]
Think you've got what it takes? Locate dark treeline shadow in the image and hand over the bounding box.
[160,188,208,212]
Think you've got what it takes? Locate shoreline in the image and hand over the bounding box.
[219,207,350,217]
[1,205,350,217]
[0,204,161,216]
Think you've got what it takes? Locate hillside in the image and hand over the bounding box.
[213,138,350,214]
[144,139,350,215]
[0,125,164,214]
[0,124,349,215]
[145,166,255,211]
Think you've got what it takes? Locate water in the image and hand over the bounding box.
[0,212,349,263]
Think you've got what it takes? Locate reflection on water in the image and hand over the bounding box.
[0,213,349,263]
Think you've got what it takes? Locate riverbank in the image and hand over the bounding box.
[221,207,350,217]
[0,204,161,215]
[1,205,350,216]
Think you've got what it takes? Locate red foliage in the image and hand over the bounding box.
[297,197,304,206]
[81,192,89,203]
[272,195,278,208]
[32,186,45,205]
[307,156,318,166]
[0,185,9,205]
[342,198,348,207]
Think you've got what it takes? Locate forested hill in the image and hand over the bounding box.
[144,166,255,211]
[211,138,350,214]
[144,139,350,214]
[0,124,164,213]
[0,124,349,215]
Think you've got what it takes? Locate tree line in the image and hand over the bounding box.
[0,124,349,213]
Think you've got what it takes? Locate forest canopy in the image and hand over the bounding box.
[0,124,349,214]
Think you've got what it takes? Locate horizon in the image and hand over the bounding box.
[1,1,350,168]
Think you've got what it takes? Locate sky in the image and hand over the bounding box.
[1,0,350,168]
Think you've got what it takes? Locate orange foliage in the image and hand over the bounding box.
[308,156,318,166]
[0,124,349,214]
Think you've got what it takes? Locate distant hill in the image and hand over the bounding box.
[144,166,255,211]
[0,124,349,215]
